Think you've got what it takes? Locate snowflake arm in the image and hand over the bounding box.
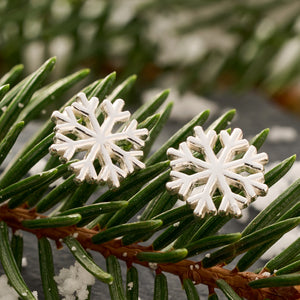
[218,128,249,163]
[109,119,148,148]
[101,99,130,125]
[187,126,218,159]
[167,142,209,172]
[72,93,99,118]
[108,142,145,172]
[188,175,218,217]
[166,126,268,217]
[49,93,148,187]
[50,133,95,162]
[166,170,211,200]
[224,145,268,172]
[216,173,249,217]
[225,171,268,199]
[223,145,269,199]
[122,119,148,148]
[52,107,94,139]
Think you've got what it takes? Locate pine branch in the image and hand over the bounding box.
[0,59,299,299]
[0,204,299,300]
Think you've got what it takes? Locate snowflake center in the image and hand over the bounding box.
[209,157,226,174]
[94,132,106,145]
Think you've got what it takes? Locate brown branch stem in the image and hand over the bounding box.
[0,204,299,300]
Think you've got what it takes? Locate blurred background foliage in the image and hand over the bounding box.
[1,0,300,113]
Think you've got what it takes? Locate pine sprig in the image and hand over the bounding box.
[0,60,299,300]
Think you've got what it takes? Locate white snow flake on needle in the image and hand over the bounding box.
[166,127,269,217]
[50,92,148,187]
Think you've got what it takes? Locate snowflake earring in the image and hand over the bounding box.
[49,92,148,187]
[166,126,268,218]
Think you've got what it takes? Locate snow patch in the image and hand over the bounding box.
[0,275,38,300]
[268,126,297,143]
[14,230,23,237]
[54,261,95,300]
[0,275,19,300]
[127,281,134,290]
[22,257,28,267]
[143,89,217,122]
[29,159,47,175]
[148,262,158,270]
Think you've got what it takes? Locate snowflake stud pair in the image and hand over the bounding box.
[49,92,148,188]
[50,92,268,218]
[166,126,269,218]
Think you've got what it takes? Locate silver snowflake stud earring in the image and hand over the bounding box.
[49,92,149,187]
[166,126,269,218]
